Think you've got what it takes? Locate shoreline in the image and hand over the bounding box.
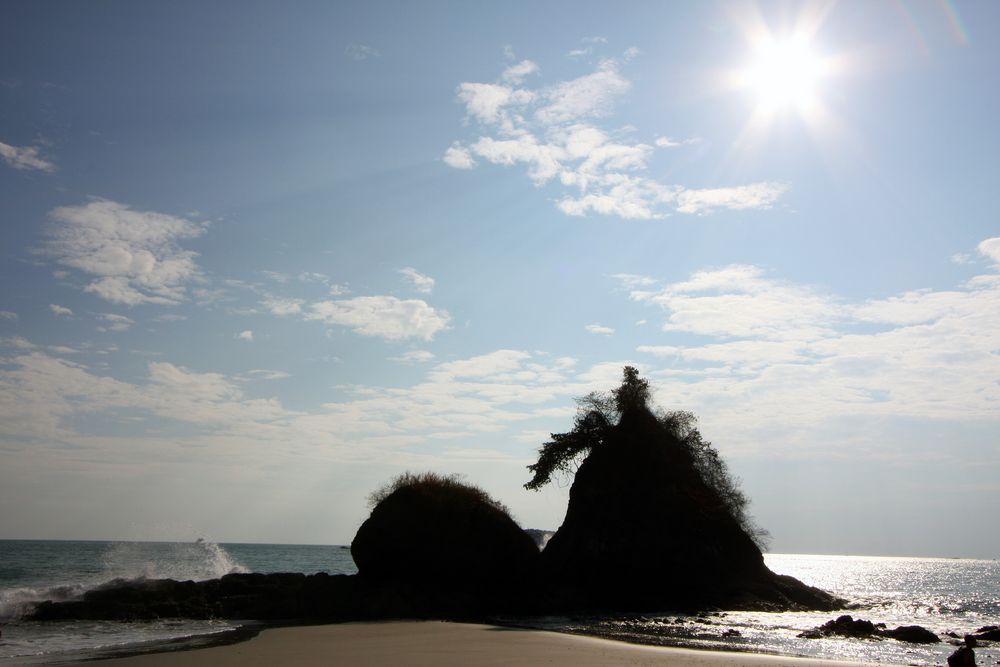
[37,621,902,667]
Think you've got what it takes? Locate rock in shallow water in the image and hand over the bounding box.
[798,616,939,644]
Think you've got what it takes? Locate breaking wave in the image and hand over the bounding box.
[0,540,247,621]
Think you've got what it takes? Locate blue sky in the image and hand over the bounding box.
[1,1,998,557]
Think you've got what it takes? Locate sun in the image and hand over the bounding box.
[741,35,828,114]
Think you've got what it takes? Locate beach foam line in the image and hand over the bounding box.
[55,621,905,667]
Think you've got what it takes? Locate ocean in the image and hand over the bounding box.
[0,540,996,665]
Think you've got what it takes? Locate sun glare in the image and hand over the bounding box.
[742,36,827,114]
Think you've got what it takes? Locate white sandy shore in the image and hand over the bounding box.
[60,621,899,667]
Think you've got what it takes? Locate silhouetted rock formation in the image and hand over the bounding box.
[540,405,842,612]
[882,624,940,644]
[350,472,540,615]
[972,625,1000,642]
[799,615,939,644]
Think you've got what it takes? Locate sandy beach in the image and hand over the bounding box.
[61,621,895,667]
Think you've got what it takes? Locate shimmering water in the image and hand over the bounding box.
[539,554,1000,666]
[1,543,997,665]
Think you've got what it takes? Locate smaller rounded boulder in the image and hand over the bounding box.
[351,473,539,593]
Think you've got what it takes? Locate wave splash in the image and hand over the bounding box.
[0,540,247,621]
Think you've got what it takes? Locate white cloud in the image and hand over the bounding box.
[675,183,790,215]
[306,296,450,341]
[398,267,435,294]
[0,311,17,320]
[262,296,304,317]
[627,240,1000,445]
[447,58,788,220]
[388,350,436,364]
[431,350,532,381]
[236,330,254,342]
[501,59,539,84]
[535,60,630,125]
[0,336,35,350]
[655,136,701,148]
[470,135,565,185]
[49,304,73,317]
[456,82,534,125]
[43,199,206,305]
[633,265,840,341]
[611,273,657,289]
[0,140,55,172]
[298,272,329,284]
[979,237,1000,266]
[261,270,291,284]
[345,44,380,60]
[246,369,291,380]
[585,323,615,335]
[97,313,134,332]
[443,143,477,169]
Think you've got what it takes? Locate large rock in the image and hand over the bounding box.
[882,625,940,644]
[540,407,843,612]
[351,473,540,614]
[972,625,1000,642]
[798,615,880,639]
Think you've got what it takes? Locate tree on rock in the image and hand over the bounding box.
[526,366,840,612]
[526,367,765,548]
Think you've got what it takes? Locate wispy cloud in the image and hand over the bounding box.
[262,296,304,317]
[443,142,476,169]
[398,267,435,293]
[306,296,450,341]
[585,323,615,335]
[0,311,17,320]
[246,369,291,380]
[501,59,539,85]
[0,140,55,172]
[628,236,1000,447]
[446,56,788,219]
[42,198,206,305]
[655,136,701,148]
[388,350,436,364]
[97,313,134,332]
[611,273,657,289]
[49,304,73,317]
[236,330,254,342]
[345,44,380,61]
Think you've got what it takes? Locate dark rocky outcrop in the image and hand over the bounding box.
[30,573,368,621]
[798,615,939,644]
[798,615,881,639]
[539,406,843,612]
[973,625,1000,642]
[350,473,540,616]
[881,624,941,644]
